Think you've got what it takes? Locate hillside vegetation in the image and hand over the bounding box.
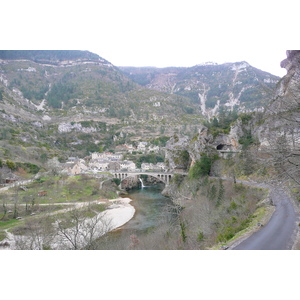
[0,50,201,163]
[120,62,279,113]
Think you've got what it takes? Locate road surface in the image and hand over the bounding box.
[233,185,299,250]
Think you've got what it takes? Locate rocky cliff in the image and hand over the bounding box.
[255,51,300,150]
[253,51,300,185]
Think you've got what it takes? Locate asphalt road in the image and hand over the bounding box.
[233,185,299,250]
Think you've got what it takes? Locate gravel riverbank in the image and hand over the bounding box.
[1,197,135,250]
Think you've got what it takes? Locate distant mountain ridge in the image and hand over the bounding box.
[0,50,107,65]
[119,62,280,117]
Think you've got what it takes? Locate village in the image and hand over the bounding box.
[0,141,168,187]
[61,141,168,176]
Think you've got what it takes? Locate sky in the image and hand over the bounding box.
[2,0,298,77]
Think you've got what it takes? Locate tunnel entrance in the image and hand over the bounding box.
[216,144,226,150]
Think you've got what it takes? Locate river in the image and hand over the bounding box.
[94,183,176,249]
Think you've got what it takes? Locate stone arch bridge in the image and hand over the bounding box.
[111,171,186,185]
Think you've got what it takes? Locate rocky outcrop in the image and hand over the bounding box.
[253,51,300,185]
[164,135,191,170]
[188,126,214,163]
[165,122,245,171]
[255,50,300,150]
[58,122,97,133]
[120,176,140,190]
[268,50,300,114]
[212,119,244,152]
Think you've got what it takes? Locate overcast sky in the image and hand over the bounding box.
[1,0,298,77]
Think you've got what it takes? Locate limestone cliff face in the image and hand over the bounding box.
[164,122,245,171]
[213,119,244,152]
[255,51,300,150]
[268,50,300,113]
[164,126,219,171]
[164,135,191,170]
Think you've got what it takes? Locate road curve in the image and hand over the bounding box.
[233,185,299,250]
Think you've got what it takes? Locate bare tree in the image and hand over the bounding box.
[0,196,8,220]
[13,216,56,250]
[12,192,19,219]
[54,208,112,250]
[269,133,300,185]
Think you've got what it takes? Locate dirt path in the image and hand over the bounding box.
[0,179,33,192]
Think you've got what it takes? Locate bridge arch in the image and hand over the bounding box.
[111,171,174,185]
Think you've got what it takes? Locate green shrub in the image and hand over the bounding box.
[16,162,40,174]
[6,160,16,171]
[197,231,205,242]
[189,155,214,179]
[174,150,190,169]
[240,113,253,124]
[228,201,237,211]
[217,226,235,242]
[203,108,239,137]
[172,174,185,186]
[180,221,187,243]
[238,130,255,149]
[112,178,121,186]
[217,216,253,243]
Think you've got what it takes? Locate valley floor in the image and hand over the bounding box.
[0,196,135,250]
[1,174,299,250]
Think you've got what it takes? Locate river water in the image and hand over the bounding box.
[95,183,176,249]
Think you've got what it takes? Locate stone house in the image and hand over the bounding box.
[141,163,153,170]
[62,159,88,175]
[119,160,136,171]
[115,144,135,154]
[137,142,148,153]
[89,159,110,171]
[107,162,121,171]
[91,152,123,161]
[156,162,167,171]
[148,145,160,153]
[141,162,166,171]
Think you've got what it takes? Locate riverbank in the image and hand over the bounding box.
[105,198,136,230]
[0,197,136,250]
